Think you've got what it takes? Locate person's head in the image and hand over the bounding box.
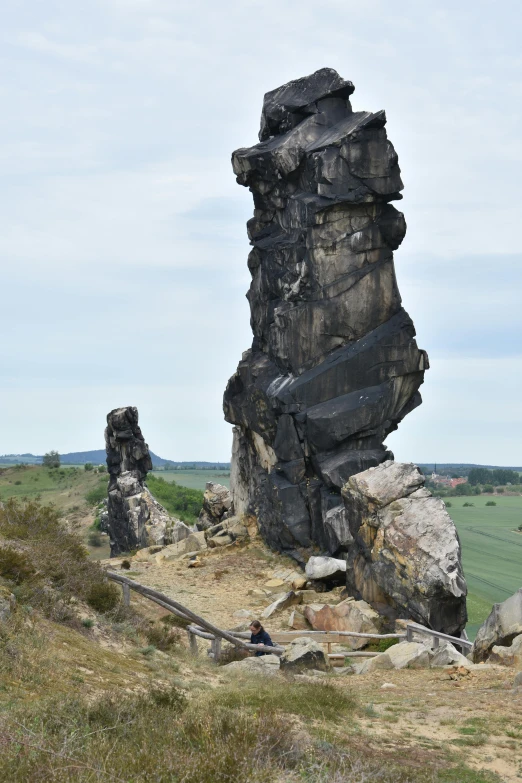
[250,620,262,633]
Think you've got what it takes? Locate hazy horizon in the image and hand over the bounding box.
[1,1,521,464]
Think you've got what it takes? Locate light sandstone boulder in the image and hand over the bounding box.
[155,532,207,563]
[472,589,522,662]
[343,461,467,637]
[288,609,311,630]
[263,578,287,594]
[197,483,232,531]
[223,654,280,677]
[208,533,233,548]
[488,634,522,667]
[262,590,302,619]
[304,599,381,650]
[514,671,522,687]
[280,637,329,673]
[359,642,432,673]
[305,556,346,583]
[430,642,471,668]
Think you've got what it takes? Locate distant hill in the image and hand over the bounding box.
[0,451,230,470]
[417,463,522,476]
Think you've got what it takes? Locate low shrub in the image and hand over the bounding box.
[444,501,452,507]
[144,622,181,651]
[87,530,103,547]
[0,547,35,583]
[85,480,108,506]
[86,582,120,613]
[485,501,497,506]
[463,502,474,507]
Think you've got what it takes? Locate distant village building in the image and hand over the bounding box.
[430,473,467,489]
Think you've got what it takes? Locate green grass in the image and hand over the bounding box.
[146,475,204,524]
[151,469,230,491]
[445,495,522,637]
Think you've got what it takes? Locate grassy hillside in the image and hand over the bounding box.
[445,495,522,637]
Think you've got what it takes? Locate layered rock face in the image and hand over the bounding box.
[342,461,467,635]
[224,68,428,555]
[106,407,168,556]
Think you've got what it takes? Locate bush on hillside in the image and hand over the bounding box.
[85,480,108,506]
[0,498,119,619]
[483,484,494,493]
[146,475,203,524]
[86,582,120,613]
[84,463,94,472]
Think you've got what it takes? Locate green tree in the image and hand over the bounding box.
[84,463,94,472]
[42,451,60,469]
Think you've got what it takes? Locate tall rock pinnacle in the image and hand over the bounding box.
[224,68,428,558]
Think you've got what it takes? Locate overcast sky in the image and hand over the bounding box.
[1,0,521,465]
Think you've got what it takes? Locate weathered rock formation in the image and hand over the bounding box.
[342,461,467,635]
[223,68,428,556]
[105,407,176,556]
[471,588,522,662]
[197,482,232,531]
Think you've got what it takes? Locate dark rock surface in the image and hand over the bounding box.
[105,407,169,556]
[224,68,428,555]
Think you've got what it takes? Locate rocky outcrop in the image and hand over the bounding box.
[342,461,467,636]
[105,407,179,556]
[305,555,346,583]
[471,589,522,662]
[223,68,428,557]
[280,637,329,672]
[197,483,232,531]
[304,598,382,649]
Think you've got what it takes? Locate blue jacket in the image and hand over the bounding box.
[250,628,274,656]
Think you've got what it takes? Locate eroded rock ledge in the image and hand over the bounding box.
[224,68,428,556]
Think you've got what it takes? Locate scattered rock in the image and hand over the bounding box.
[280,637,329,673]
[305,556,346,583]
[208,533,234,548]
[304,599,381,650]
[472,589,522,662]
[360,642,432,673]
[291,576,307,591]
[156,532,207,563]
[343,461,467,636]
[297,589,344,605]
[430,642,471,668]
[514,671,522,688]
[262,590,302,619]
[381,682,397,689]
[488,634,522,667]
[223,654,280,677]
[233,609,254,620]
[263,578,287,594]
[197,483,232,531]
[187,557,203,569]
[288,609,311,631]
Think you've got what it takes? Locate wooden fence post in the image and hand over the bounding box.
[212,637,222,663]
[188,630,198,656]
[122,583,130,607]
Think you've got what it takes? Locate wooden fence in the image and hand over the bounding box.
[106,571,471,663]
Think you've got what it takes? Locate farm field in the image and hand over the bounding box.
[150,469,230,491]
[446,495,522,638]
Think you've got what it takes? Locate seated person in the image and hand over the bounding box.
[249,620,274,656]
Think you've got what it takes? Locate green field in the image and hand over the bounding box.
[446,496,522,637]
[151,469,230,491]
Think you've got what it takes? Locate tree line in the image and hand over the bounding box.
[467,467,519,486]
